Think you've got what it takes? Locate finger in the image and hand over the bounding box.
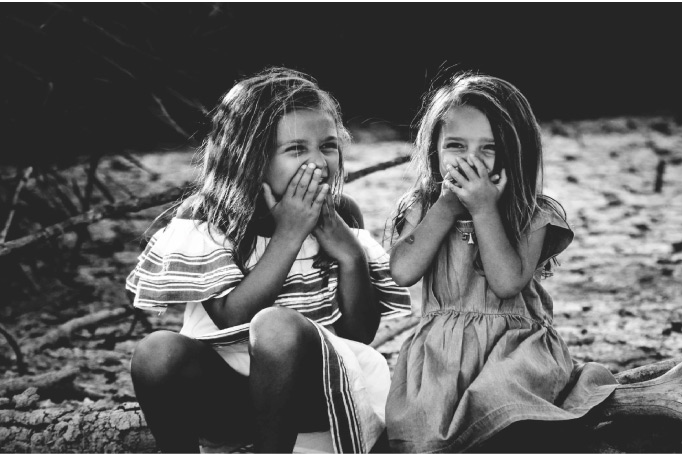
[304,168,322,205]
[469,155,489,177]
[296,163,316,198]
[313,183,330,211]
[262,183,277,210]
[456,157,478,180]
[444,179,464,197]
[324,194,336,225]
[446,163,466,185]
[287,164,308,198]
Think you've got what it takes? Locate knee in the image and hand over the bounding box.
[131,330,192,387]
[249,307,311,360]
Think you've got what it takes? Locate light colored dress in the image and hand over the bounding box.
[126,218,412,453]
[386,203,619,453]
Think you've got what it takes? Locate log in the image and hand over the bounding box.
[0,402,155,453]
[24,307,132,355]
[0,366,78,398]
[0,359,681,453]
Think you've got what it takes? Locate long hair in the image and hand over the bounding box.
[391,70,563,258]
[188,67,350,269]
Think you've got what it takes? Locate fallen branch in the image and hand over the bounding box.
[0,183,191,259]
[1,155,413,260]
[0,402,155,452]
[615,357,682,384]
[24,307,132,355]
[345,155,410,183]
[0,366,78,398]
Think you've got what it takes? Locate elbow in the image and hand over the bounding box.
[390,264,419,288]
[489,283,524,300]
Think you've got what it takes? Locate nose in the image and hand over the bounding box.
[308,149,329,176]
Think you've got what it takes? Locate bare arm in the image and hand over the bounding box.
[390,187,467,287]
[316,195,380,344]
[449,156,545,299]
[202,164,328,328]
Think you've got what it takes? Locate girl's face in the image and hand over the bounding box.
[437,105,496,179]
[265,109,340,198]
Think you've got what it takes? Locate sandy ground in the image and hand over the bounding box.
[1,116,681,441]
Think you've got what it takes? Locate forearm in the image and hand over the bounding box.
[390,198,461,286]
[333,253,381,344]
[204,231,304,328]
[472,208,527,298]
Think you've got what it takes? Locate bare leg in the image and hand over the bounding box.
[131,330,253,453]
[248,307,329,453]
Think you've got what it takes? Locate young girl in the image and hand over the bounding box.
[385,72,621,452]
[126,68,411,453]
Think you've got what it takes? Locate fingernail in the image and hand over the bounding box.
[308,163,316,169]
[313,168,321,175]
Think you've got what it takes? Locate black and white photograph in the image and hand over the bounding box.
[1,3,681,453]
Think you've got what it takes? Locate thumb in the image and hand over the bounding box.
[262,183,276,210]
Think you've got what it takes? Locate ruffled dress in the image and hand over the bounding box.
[126,218,412,453]
[386,205,619,453]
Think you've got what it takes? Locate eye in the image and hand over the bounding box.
[286,145,306,155]
[443,142,465,151]
[321,142,339,153]
[482,144,497,155]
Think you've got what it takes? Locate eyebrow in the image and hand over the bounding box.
[442,136,495,143]
[278,136,339,147]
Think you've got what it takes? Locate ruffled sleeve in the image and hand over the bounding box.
[354,229,412,318]
[125,218,244,314]
[529,200,574,275]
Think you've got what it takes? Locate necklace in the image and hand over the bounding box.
[455,219,476,245]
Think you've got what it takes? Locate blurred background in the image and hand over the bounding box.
[2,3,681,164]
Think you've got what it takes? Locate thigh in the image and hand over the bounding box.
[163,334,256,442]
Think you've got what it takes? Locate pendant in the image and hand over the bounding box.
[455,220,476,245]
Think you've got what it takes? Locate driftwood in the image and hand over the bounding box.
[0,155,412,260]
[24,307,132,356]
[0,366,79,398]
[0,184,190,259]
[0,402,155,453]
[1,359,680,453]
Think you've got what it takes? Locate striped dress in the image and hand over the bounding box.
[126,217,412,453]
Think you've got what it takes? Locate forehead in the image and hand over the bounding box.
[441,105,492,136]
[276,109,337,140]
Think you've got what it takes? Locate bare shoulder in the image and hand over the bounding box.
[175,195,199,219]
[337,193,364,229]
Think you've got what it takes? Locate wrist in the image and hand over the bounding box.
[335,247,367,269]
[272,227,307,249]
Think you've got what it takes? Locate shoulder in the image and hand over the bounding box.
[337,193,364,229]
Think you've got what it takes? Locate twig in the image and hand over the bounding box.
[0,366,79,398]
[346,155,410,183]
[92,175,116,203]
[0,183,190,259]
[151,92,191,139]
[119,151,159,178]
[0,166,33,243]
[24,307,132,355]
[0,324,28,375]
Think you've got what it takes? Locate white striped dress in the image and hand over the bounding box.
[126,218,412,453]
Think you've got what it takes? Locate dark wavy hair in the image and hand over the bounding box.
[186,67,350,269]
[391,71,565,266]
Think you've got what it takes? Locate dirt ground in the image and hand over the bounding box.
[1,116,681,449]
